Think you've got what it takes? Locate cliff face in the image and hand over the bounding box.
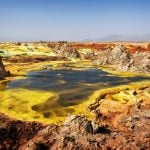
[0,57,10,79]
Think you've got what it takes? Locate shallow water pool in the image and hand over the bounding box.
[0,66,149,123]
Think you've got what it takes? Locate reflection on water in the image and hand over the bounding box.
[0,67,150,123]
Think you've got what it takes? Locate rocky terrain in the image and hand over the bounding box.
[0,42,150,149]
[94,43,150,72]
[0,83,149,150]
[0,42,150,73]
[47,42,150,73]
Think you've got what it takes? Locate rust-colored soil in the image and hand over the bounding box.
[4,55,67,63]
[0,113,45,150]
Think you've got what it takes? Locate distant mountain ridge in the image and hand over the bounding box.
[1,34,150,42]
[87,34,150,42]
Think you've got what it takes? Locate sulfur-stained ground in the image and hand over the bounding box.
[0,42,150,149]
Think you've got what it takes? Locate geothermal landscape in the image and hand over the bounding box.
[0,42,150,149]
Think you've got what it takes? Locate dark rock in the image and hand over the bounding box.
[85,121,93,134]
[95,126,111,134]
[35,143,49,150]
[0,57,10,79]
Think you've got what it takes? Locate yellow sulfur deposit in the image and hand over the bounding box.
[0,88,60,123]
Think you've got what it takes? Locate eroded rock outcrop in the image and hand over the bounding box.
[52,43,80,58]
[47,42,150,72]
[94,44,130,65]
[0,57,10,79]
[94,43,150,72]
[117,51,150,72]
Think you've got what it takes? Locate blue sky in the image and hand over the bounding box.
[0,0,150,41]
